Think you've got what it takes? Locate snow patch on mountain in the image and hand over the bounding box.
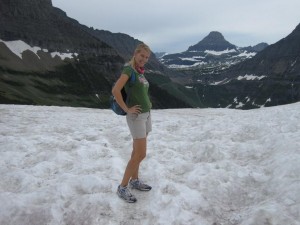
[237,74,267,81]
[0,39,78,60]
[205,48,237,56]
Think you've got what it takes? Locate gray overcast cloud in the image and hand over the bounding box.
[52,0,300,53]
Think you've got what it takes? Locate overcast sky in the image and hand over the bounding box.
[52,0,300,53]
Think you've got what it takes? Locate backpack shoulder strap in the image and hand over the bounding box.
[128,67,135,84]
[126,68,135,104]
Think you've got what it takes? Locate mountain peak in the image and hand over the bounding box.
[206,31,225,39]
[187,31,236,52]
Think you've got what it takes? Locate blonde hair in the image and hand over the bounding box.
[129,43,151,68]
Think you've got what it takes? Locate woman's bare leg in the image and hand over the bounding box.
[121,138,147,187]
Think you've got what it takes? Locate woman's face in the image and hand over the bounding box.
[134,49,150,68]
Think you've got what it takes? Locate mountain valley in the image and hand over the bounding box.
[0,0,299,110]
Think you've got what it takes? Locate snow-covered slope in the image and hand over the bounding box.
[160,48,256,69]
[0,39,78,60]
[158,32,267,70]
[0,104,299,225]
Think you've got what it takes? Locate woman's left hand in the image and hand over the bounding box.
[127,105,141,114]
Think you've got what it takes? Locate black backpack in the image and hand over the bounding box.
[110,70,135,115]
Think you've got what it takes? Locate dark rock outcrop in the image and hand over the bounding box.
[0,0,116,55]
[188,31,237,52]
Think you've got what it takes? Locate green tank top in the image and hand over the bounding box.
[123,65,152,113]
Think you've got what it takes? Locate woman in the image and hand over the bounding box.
[112,43,152,203]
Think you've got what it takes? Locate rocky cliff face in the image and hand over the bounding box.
[195,23,300,109]
[0,0,196,108]
[83,29,173,76]
[188,31,237,52]
[0,0,126,107]
[223,23,300,80]
[0,0,117,55]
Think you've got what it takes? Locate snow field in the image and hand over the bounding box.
[0,104,299,225]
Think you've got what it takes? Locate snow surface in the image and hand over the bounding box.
[233,51,256,59]
[204,49,237,56]
[0,39,78,60]
[0,104,300,225]
[237,75,267,81]
[179,57,205,62]
[168,62,206,69]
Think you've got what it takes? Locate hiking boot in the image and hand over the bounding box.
[129,179,152,191]
[117,185,137,203]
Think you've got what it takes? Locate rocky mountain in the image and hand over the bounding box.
[188,31,236,52]
[221,23,300,81]
[154,52,167,58]
[81,29,172,75]
[0,0,124,107]
[192,24,300,109]
[241,42,269,52]
[159,31,267,70]
[0,0,118,57]
[0,0,201,108]
[1,0,298,110]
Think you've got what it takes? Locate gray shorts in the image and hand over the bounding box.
[126,112,152,139]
